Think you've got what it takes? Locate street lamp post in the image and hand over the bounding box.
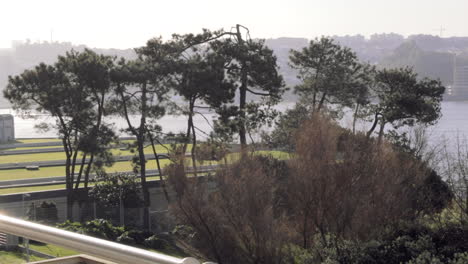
[118,180,124,226]
[22,193,31,262]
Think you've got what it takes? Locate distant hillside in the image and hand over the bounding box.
[380,41,468,85]
[2,34,468,107]
[0,41,136,108]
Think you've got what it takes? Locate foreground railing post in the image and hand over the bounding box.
[0,214,201,264]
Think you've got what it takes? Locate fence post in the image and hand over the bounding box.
[93,201,97,219]
[120,187,124,226]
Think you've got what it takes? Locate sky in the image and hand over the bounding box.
[1,0,467,49]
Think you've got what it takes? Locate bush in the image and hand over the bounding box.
[125,229,153,245]
[294,222,468,264]
[83,219,125,240]
[89,172,143,208]
[27,201,58,225]
[144,235,170,250]
[116,232,136,245]
[58,219,124,240]
[172,225,195,239]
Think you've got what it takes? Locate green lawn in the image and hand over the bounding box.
[0,144,177,164]
[0,184,66,195]
[0,150,290,194]
[29,242,78,257]
[2,145,62,151]
[17,139,61,144]
[0,166,67,181]
[0,250,45,264]
[0,159,171,181]
[0,150,289,181]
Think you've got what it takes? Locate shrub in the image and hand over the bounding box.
[89,172,143,208]
[125,229,153,245]
[144,235,170,250]
[27,201,58,225]
[58,219,124,240]
[116,232,136,245]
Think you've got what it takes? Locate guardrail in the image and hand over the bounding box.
[0,214,212,264]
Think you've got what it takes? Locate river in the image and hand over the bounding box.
[1,101,468,147]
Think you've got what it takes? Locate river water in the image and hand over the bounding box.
[1,101,468,147]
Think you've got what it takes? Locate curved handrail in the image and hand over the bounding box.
[0,214,201,264]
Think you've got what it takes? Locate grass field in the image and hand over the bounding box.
[0,150,289,181]
[29,242,78,257]
[0,250,45,263]
[17,139,61,144]
[2,145,62,151]
[0,148,290,194]
[0,158,174,181]
[0,144,179,164]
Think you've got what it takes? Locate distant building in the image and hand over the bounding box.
[0,114,14,143]
[452,66,468,99]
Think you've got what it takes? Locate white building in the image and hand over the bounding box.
[0,114,14,143]
[453,66,468,99]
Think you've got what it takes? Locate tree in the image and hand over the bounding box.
[289,37,362,114]
[167,155,291,264]
[110,38,177,228]
[89,172,143,208]
[262,102,310,152]
[210,25,285,149]
[55,49,117,191]
[4,54,115,219]
[288,114,432,248]
[366,67,445,142]
[171,42,235,174]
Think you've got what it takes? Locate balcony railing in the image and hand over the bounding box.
[0,214,212,264]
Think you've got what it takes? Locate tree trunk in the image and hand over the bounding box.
[236,24,248,151]
[317,93,327,112]
[147,129,170,203]
[74,153,87,190]
[352,103,360,134]
[377,118,386,144]
[366,112,380,138]
[83,154,94,189]
[188,99,198,177]
[239,85,247,150]
[61,135,74,221]
[138,135,150,229]
[139,83,150,230]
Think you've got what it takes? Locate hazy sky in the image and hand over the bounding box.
[1,0,467,49]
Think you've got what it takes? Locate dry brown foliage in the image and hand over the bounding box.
[168,113,433,263]
[167,156,291,264]
[289,114,428,247]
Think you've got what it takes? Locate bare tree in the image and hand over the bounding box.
[288,114,429,249]
[440,135,468,225]
[167,155,291,264]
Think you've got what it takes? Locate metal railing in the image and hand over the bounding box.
[0,214,211,264]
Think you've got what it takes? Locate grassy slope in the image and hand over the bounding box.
[0,151,290,194]
[2,146,62,151]
[17,139,61,144]
[0,250,45,264]
[0,159,172,181]
[0,144,177,164]
[29,243,78,257]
